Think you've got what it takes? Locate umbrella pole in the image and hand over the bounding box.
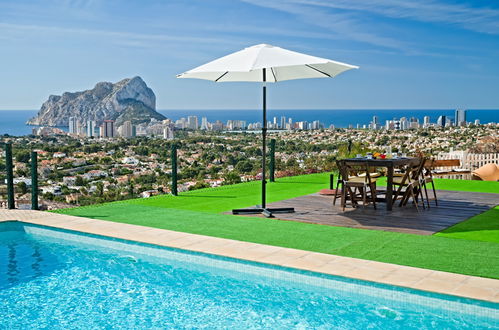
[262,69,267,209]
[232,68,294,217]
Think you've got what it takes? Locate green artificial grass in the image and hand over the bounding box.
[54,173,499,279]
[124,172,332,213]
[435,206,499,243]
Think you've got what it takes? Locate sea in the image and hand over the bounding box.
[0,109,497,136]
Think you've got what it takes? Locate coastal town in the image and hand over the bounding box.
[1,121,497,209]
[32,108,480,139]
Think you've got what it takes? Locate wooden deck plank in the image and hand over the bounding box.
[233,190,498,235]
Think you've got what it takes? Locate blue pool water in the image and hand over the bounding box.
[1,222,498,329]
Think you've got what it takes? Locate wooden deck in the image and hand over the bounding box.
[235,190,498,235]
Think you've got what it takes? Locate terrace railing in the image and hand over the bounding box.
[437,151,499,170]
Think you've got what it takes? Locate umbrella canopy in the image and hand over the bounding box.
[177,44,358,82]
[176,43,358,217]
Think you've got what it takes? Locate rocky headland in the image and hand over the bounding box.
[27,76,165,126]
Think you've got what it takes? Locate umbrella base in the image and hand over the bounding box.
[232,207,295,218]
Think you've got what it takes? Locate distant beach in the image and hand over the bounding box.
[0,109,497,136]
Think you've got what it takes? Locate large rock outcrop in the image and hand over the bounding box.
[27,76,165,126]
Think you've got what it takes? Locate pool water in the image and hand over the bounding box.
[1,222,497,329]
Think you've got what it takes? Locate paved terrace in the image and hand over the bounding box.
[1,209,498,303]
[247,190,499,235]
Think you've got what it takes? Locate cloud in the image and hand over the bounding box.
[240,0,409,50]
[0,22,233,47]
[240,0,499,55]
[275,0,499,34]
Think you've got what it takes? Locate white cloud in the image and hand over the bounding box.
[275,0,499,34]
[0,22,232,47]
[240,0,409,50]
[240,0,499,54]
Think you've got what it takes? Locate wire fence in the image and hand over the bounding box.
[0,133,380,210]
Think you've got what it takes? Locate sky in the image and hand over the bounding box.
[0,0,498,110]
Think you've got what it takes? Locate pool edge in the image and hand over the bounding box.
[1,209,498,303]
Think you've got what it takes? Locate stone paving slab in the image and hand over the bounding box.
[1,209,498,303]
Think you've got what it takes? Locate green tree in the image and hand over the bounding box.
[100,157,113,164]
[189,181,210,191]
[15,151,31,164]
[75,176,84,186]
[96,182,104,197]
[223,171,241,185]
[235,160,253,173]
[17,182,28,195]
[286,158,299,168]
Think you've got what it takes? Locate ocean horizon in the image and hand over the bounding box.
[0,109,498,136]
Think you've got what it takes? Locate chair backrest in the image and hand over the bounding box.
[433,159,461,169]
[341,161,373,184]
[423,158,435,179]
[413,157,427,180]
[336,160,345,180]
[337,160,348,182]
[397,158,426,185]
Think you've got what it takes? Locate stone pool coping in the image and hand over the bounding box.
[1,209,498,303]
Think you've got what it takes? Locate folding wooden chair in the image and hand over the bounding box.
[392,158,426,210]
[421,158,438,207]
[332,160,344,206]
[338,160,378,211]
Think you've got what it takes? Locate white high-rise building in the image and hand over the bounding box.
[200,117,209,130]
[86,120,96,137]
[455,109,467,126]
[68,117,78,134]
[121,121,133,138]
[163,126,174,139]
[187,116,199,130]
[280,116,286,129]
[400,117,409,130]
[370,116,381,130]
[312,120,322,130]
[423,116,430,128]
[76,121,85,136]
[297,121,308,130]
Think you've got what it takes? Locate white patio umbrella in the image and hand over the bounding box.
[177,44,358,217]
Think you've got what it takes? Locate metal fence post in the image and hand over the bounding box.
[5,142,15,209]
[330,173,334,190]
[171,144,178,196]
[269,138,276,182]
[31,151,38,210]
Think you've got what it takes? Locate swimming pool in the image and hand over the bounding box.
[1,221,497,329]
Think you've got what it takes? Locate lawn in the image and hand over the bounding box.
[435,206,499,243]
[54,173,499,279]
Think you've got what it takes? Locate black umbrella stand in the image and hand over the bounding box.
[232,68,295,218]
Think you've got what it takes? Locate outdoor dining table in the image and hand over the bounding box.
[343,157,420,211]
